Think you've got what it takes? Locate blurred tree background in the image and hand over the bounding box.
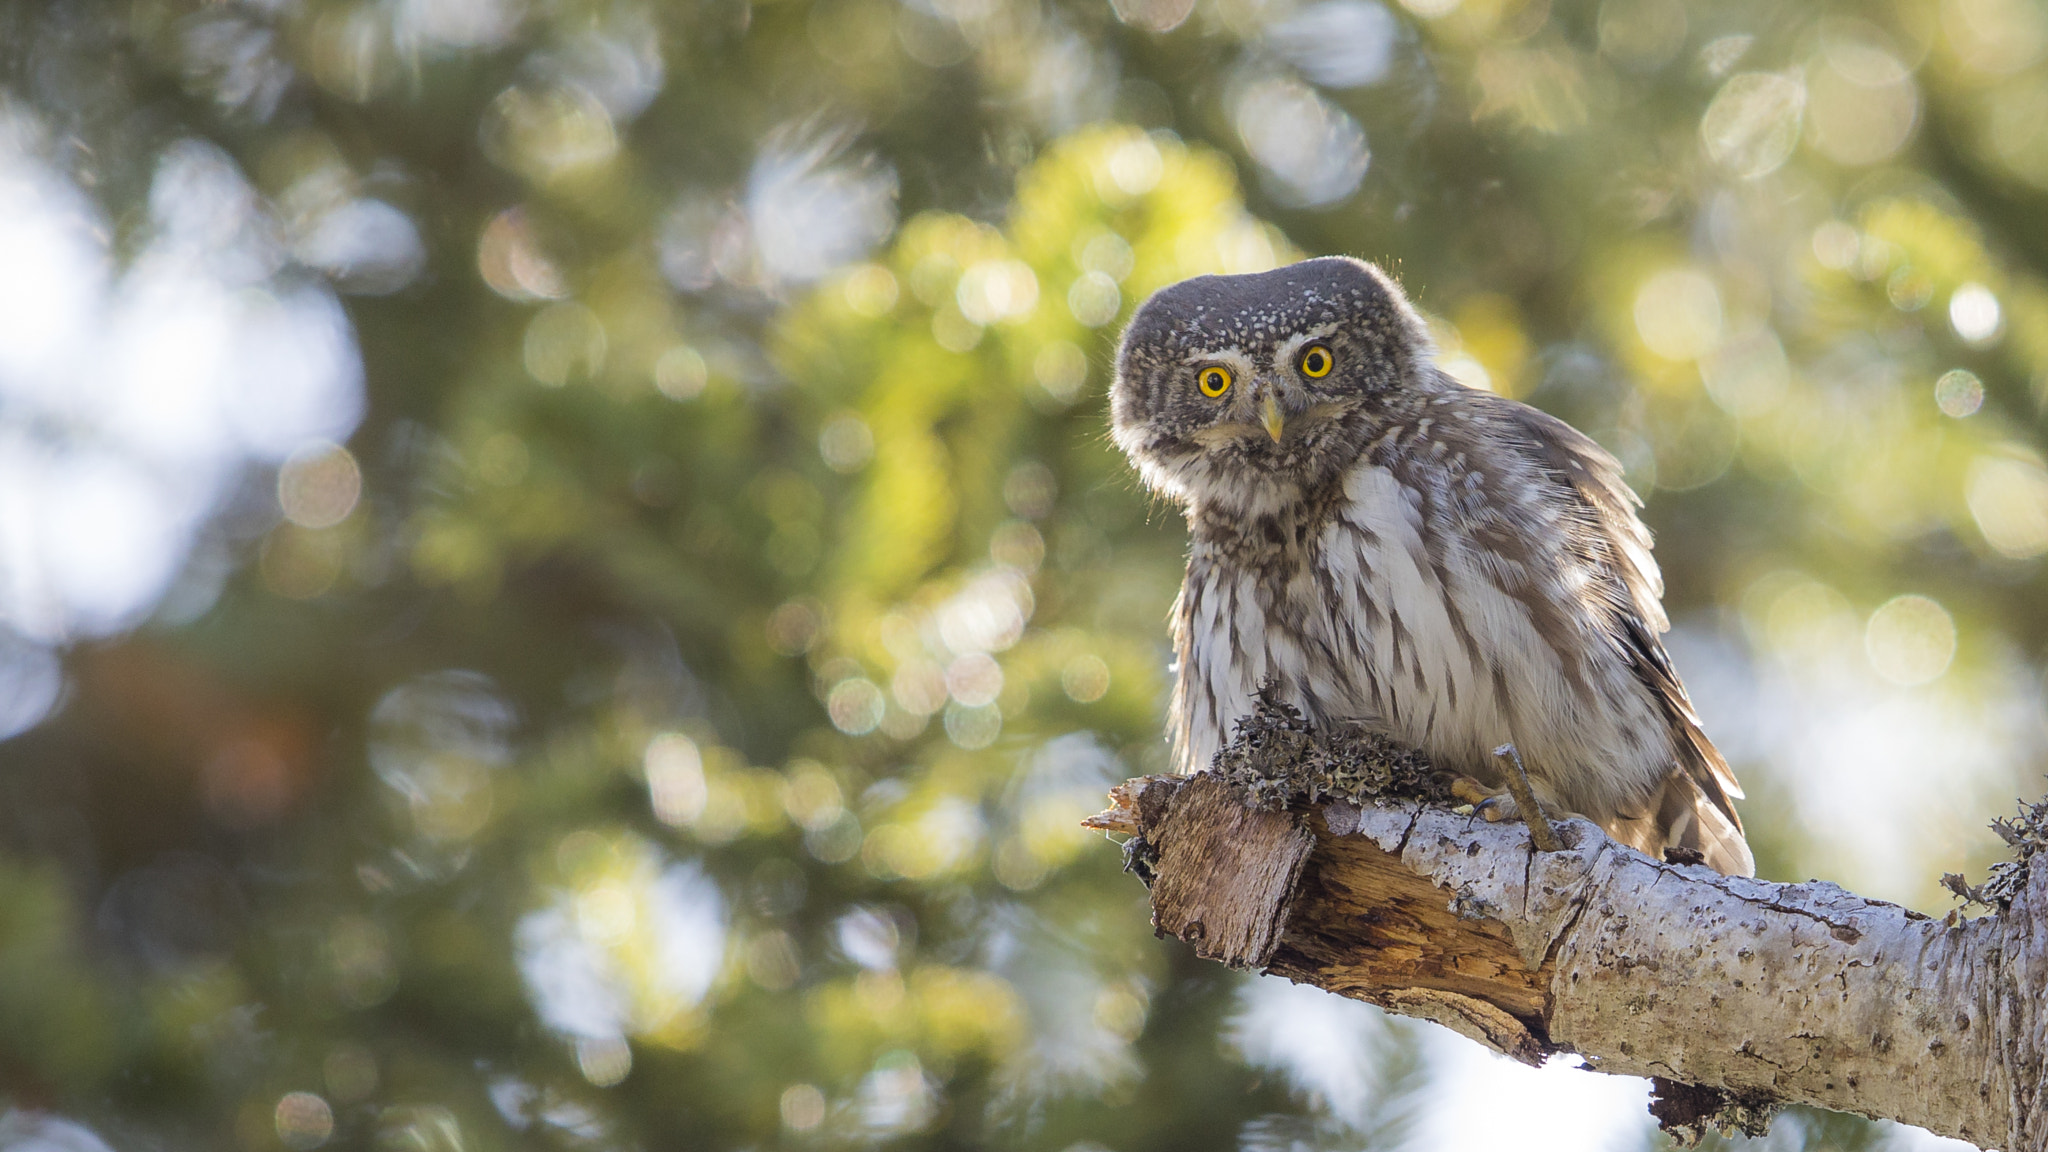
[1,0,2046,1148]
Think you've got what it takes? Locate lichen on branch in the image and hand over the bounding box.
[1944,791,2048,910]
[1089,715,2048,1151]
[1207,684,1447,811]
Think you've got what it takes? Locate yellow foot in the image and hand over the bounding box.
[1449,776,1522,823]
[1454,744,1565,853]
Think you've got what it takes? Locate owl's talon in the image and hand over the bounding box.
[1449,766,1559,850]
[1450,776,1521,822]
[1449,775,1500,808]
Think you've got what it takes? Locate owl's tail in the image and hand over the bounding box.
[1608,768,1755,878]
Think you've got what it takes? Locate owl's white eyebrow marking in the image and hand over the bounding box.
[1271,323,1343,368]
[1181,348,1253,369]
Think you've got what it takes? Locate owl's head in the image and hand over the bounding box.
[1110,256,1433,516]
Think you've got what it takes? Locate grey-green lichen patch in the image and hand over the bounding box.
[1205,683,1447,811]
[1943,790,2048,910]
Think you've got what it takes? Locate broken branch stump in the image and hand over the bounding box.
[1086,773,2048,1150]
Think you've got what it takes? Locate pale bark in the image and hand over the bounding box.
[1088,774,2048,1150]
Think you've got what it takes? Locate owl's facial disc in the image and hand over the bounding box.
[1110,256,1433,508]
[1183,362,1306,446]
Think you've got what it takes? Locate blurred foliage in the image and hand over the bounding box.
[3,0,2048,1148]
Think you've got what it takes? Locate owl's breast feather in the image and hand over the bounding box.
[1173,456,1672,822]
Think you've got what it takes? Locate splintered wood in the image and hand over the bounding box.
[1144,774,1316,968]
[1265,803,1550,1063]
[1089,773,2045,1151]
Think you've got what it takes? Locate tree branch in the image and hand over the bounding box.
[1088,773,2048,1150]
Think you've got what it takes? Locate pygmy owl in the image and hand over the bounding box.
[1110,257,1752,877]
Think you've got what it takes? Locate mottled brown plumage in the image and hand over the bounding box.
[1110,256,1751,876]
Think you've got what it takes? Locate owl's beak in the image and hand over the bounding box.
[1261,392,1284,442]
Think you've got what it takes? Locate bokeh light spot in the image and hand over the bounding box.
[843,263,900,316]
[943,701,1001,749]
[1949,283,2003,345]
[483,84,620,183]
[278,441,362,528]
[1067,272,1122,327]
[293,199,425,296]
[1633,268,1723,361]
[992,838,1047,889]
[0,632,65,741]
[1077,231,1135,281]
[576,881,637,944]
[1437,352,1492,392]
[766,599,826,655]
[477,208,567,301]
[376,1106,463,1152]
[1232,77,1370,207]
[807,813,864,863]
[1811,221,1861,270]
[781,1084,827,1131]
[1887,266,1935,311]
[782,762,845,830]
[1061,655,1110,703]
[524,302,607,387]
[956,260,1039,325]
[748,129,900,287]
[1936,369,1985,418]
[1967,455,2048,559]
[1265,1,1399,89]
[990,521,1045,572]
[1940,0,2047,76]
[1002,461,1057,519]
[935,569,1033,653]
[1103,137,1164,199]
[1700,71,1805,178]
[1754,573,1860,659]
[1397,0,1459,18]
[328,915,397,1009]
[324,1044,379,1102]
[819,413,875,473]
[891,660,948,716]
[644,733,708,827]
[1108,0,1195,35]
[576,1035,632,1087]
[274,1092,334,1151]
[746,930,800,989]
[654,345,709,400]
[1033,341,1088,403]
[1699,327,1790,417]
[945,652,1004,707]
[828,678,886,735]
[1865,595,1957,686]
[1807,23,1918,166]
[202,735,300,829]
[931,308,982,353]
[475,432,529,487]
[0,130,364,645]
[369,671,511,844]
[1597,0,1686,71]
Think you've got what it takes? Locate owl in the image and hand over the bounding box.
[1110,256,1753,877]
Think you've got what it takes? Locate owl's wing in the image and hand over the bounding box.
[1512,407,1666,632]
[1507,403,1752,874]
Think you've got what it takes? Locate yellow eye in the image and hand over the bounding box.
[1298,344,1333,378]
[1197,365,1233,397]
